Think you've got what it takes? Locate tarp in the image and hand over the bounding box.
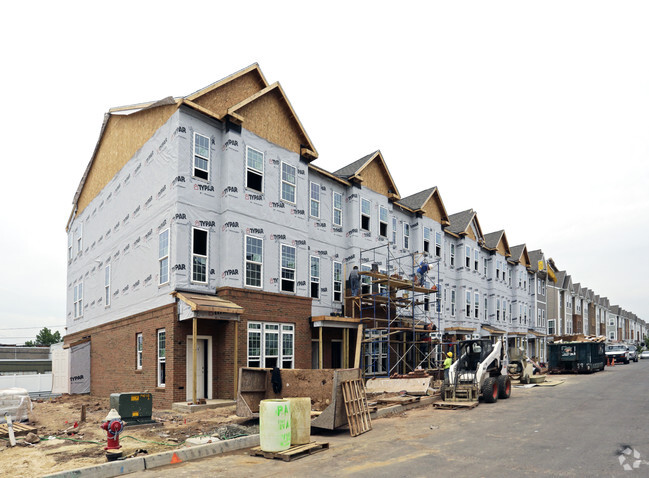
[70,341,91,394]
[0,388,32,423]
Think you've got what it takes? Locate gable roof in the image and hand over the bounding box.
[397,187,450,225]
[333,151,401,199]
[528,249,545,273]
[508,244,530,266]
[483,230,511,256]
[447,209,475,235]
[555,270,567,287]
[227,82,318,160]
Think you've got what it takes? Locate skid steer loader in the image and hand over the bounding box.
[441,338,511,403]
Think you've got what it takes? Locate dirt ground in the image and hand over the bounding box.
[0,394,257,478]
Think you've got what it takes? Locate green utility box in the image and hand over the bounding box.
[109,393,156,425]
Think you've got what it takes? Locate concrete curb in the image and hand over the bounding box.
[43,435,260,478]
[45,396,437,477]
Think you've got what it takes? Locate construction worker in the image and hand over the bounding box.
[444,351,453,381]
[349,266,360,297]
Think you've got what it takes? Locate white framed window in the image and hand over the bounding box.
[503,267,507,283]
[281,162,296,203]
[496,299,501,320]
[193,132,210,180]
[379,206,388,237]
[67,232,73,261]
[333,191,343,227]
[77,223,83,255]
[280,244,296,293]
[435,232,442,257]
[465,246,471,268]
[136,333,143,370]
[333,261,342,302]
[104,265,111,307]
[474,250,479,271]
[474,292,479,319]
[484,297,488,320]
[465,291,471,317]
[450,290,456,317]
[246,146,264,192]
[403,223,410,249]
[496,261,500,279]
[310,181,320,218]
[392,217,397,243]
[73,282,83,318]
[191,227,208,283]
[484,258,488,275]
[247,322,294,368]
[450,244,455,267]
[159,228,170,285]
[245,235,263,288]
[157,329,166,387]
[537,309,542,327]
[361,198,371,231]
[423,227,431,253]
[310,256,320,299]
[361,264,371,295]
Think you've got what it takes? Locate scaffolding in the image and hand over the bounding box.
[350,243,441,377]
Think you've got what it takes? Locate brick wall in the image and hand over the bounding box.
[64,303,180,409]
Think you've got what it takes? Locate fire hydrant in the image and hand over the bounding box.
[101,409,124,451]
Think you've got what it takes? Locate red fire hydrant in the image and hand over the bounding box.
[101,409,124,451]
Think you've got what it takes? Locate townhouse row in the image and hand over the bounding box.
[64,65,645,407]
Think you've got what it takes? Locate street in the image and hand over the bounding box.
[133,361,649,477]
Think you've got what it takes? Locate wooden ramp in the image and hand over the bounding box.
[0,422,36,438]
[250,442,329,461]
[341,379,372,437]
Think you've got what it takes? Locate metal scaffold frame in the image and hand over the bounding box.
[354,242,441,377]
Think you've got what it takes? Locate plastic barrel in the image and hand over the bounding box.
[259,399,291,452]
[288,397,311,445]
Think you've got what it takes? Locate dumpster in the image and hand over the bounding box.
[548,341,606,373]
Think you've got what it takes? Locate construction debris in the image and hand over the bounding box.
[250,441,329,461]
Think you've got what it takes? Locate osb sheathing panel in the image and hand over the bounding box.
[466,226,477,241]
[521,253,530,267]
[496,238,508,256]
[422,193,445,224]
[238,89,305,155]
[76,104,178,215]
[361,159,394,197]
[193,72,266,118]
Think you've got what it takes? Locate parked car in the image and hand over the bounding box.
[627,345,639,362]
[606,344,630,364]
[640,350,649,359]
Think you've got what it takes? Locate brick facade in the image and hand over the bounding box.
[64,288,315,408]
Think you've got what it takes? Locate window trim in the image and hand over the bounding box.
[450,290,456,317]
[403,223,410,250]
[245,145,264,193]
[159,228,170,286]
[193,132,210,180]
[245,235,264,288]
[379,206,388,238]
[280,161,297,204]
[136,333,143,370]
[474,292,480,319]
[465,290,471,317]
[474,250,479,271]
[73,282,83,319]
[450,244,455,267]
[77,222,83,255]
[465,245,471,268]
[191,227,208,284]
[435,231,442,257]
[360,198,371,232]
[391,217,397,244]
[310,255,320,299]
[280,244,296,293]
[332,191,343,227]
[423,227,430,254]
[247,321,295,368]
[309,181,320,218]
[157,329,166,387]
[333,261,343,302]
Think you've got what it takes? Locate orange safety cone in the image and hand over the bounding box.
[170,452,182,464]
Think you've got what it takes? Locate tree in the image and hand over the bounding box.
[24,327,62,347]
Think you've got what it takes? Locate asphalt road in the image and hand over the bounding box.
[133,360,649,477]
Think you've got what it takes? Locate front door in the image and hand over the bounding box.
[186,336,212,401]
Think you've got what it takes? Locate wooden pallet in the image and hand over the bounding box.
[341,379,372,437]
[0,422,36,438]
[433,401,478,410]
[250,442,329,461]
[377,396,420,405]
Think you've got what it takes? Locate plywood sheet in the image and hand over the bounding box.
[365,377,432,395]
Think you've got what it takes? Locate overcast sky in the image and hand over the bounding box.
[1,1,648,344]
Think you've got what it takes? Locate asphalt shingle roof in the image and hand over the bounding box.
[398,187,437,211]
[333,152,377,179]
[483,230,504,250]
[447,209,475,234]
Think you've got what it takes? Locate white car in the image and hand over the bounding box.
[640,350,649,359]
